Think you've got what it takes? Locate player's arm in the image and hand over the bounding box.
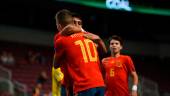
[130,71,138,96]
[60,24,82,36]
[53,38,65,68]
[52,53,60,68]
[101,58,107,81]
[84,33,107,54]
[127,56,138,96]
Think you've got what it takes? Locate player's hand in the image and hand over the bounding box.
[54,68,64,82]
[61,24,81,36]
[83,33,101,41]
[131,91,137,96]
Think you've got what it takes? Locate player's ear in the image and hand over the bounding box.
[120,45,123,50]
[57,23,62,31]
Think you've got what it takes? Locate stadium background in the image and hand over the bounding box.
[0,0,170,96]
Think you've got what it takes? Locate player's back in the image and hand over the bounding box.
[60,32,105,93]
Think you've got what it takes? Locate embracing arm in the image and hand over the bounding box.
[97,39,107,54]
[52,53,60,68]
[84,33,107,54]
[60,24,82,36]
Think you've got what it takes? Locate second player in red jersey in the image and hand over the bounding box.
[102,35,138,96]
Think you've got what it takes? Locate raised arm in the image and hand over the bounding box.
[84,33,107,54]
[60,24,82,36]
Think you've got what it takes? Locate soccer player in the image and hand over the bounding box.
[53,10,107,96]
[52,10,82,96]
[54,9,105,96]
[102,35,138,96]
[65,12,107,96]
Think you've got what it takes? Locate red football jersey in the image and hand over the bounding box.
[54,32,61,44]
[54,32,73,88]
[54,31,89,86]
[54,32,105,93]
[102,55,135,96]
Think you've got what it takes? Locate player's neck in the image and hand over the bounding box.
[111,52,120,58]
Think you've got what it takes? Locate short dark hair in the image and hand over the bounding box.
[109,35,123,46]
[55,9,73,27]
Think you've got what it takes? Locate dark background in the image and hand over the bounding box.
[0,0,170,42]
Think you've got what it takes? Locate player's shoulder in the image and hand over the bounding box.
[120,55,131,60]
[54,35,67,45]
[54,32,61,40]
[102,57,112,62]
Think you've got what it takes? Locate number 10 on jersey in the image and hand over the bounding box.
[75,39,98,63]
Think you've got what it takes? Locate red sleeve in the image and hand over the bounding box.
[54,37,65,66]
[126,56,136,72]
[102,58,108,68]
[101,58,108,77]
[54,32,61,47]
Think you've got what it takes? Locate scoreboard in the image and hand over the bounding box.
[57,0,170,16]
